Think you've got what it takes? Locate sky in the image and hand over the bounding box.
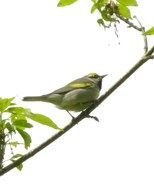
[0,0,154,189]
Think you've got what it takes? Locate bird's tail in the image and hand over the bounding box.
[23,96,45,102]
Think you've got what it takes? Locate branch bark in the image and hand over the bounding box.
[0,47,154,176]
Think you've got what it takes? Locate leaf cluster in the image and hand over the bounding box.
[0,97,61,170]
[58,0,137,27]
[57,0,154,35]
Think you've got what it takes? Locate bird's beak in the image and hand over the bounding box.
[101,74,108,79]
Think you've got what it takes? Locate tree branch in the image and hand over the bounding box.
[116,14,148,52]
[0,46,154,176]
[116,14,142,31]
[133,16,148,53]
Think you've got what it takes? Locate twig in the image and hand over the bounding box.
[0,45,154,176]
[116,14,142,31]
[133,16,148,53]
[145,46,154,56]
[116,14,148,54]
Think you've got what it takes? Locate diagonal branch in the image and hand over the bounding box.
[0,46,154,176]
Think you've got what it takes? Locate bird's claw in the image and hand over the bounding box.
[86,115,99,122]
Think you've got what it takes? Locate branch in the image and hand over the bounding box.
[116,15,142,31]
[116,15,148,52]
[133,16,148,53]
[0,46,154,176]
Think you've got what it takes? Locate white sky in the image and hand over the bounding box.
[0,0,154,189]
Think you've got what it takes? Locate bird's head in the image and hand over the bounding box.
[86,73,108,90]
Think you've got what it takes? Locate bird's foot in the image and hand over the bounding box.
[67,111,99,123]
[86,115,99,122]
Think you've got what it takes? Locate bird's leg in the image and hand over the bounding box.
[79,103,99,122]
[66,110,75,119]
[66,110,99,122]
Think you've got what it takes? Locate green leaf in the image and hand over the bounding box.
[0,119,5,130]
[16,129,32,149]
[5,122,16,133]
[117,4,131,19]
[16,163,23,171]
[91,3,97,13]
[6,107,31,115]
[101,9,115,21]
[11,154,23,160]
[0,97,15,112]
[144,27,154,35]
[6,107,31,122]
[11,154,23,170]
[7,106,61,130]
[27,113,61,130]
[91,0,112,15]
[57,0,78,7]
[13,119,33,130]
[97,18,105,26]
[117,0,138,6]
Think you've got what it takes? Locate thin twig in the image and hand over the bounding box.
[145,46,154,56]
[116,14,142,31]
[133,16,148,53]
[0,45,154,176]
[116,14,148,54]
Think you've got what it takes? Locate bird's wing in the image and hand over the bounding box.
[45,78,93,96]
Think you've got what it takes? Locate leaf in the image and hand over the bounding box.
[144,27,154,35]
[91,4,97,13]
[95,0,108,9]
[16,129,32,149]
[6,107,31,122]
[11,154,23,160]
[0,97,15,112]
[0,120,5,130]
[16,164,23,171]
[101,9,115,21]
[97,18,105,26]
[117,0,138,6]
[117,4,131,19]
[13,119,33,130]
[5,122,16,133]
[27,113,61,130]
[7,106,61,130]
[11,154,23,170]
[6,107,31,115]
[57,0,78,7]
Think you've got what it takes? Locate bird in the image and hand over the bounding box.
[23,73,107,115]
